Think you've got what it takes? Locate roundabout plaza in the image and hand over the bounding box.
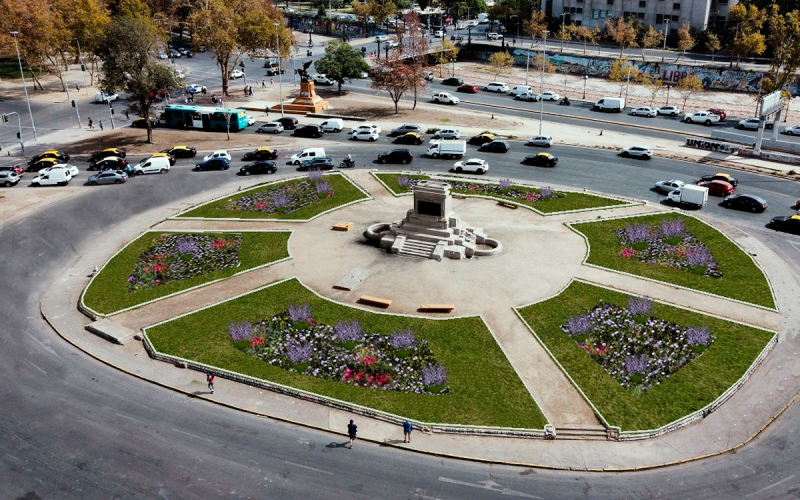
[46,167,793,470]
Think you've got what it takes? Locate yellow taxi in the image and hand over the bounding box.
[29,150,70,164]
[150,152,176,165]
[161,146,197,158]
[393,132,425,145]
[468,133,495,146]
[26,157,61,173]
[242,147,279,161]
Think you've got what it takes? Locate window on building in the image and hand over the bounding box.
[638,12,645,18]
[576,7,583,13]
[607,0,613,5]
[656,14,663,23]
[672,14,679,20]
[576,20,583,25]
[673,2,680,9]
[639,0,646,6]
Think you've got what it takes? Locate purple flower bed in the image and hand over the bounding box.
[400,177,560,204]
[224,178,336,214]
[561,296,715,392]
[128,234,242,292]
[615,217,722,278]
[229,305,449,394]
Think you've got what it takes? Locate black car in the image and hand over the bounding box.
[88,148,126,163]
[293,124,324,138]
[89,157,128,171]
[297,157,334,171]
[522,153,558,167]
[161,146,197,158]
[377,149,413,164]
[442,77,463,86]
[722,194,767,212]
[393,132,425,145]
[239,161,277,176]
[265,66,286,76]
[769,215,800,234]
[275,116,298,130]
[468,134,495,146]
[132,117,159,128]
[241,148,279,161]
[478,140,511,153]
[699,174,739,187]
[194,158,231,171]
[29,151,69,164]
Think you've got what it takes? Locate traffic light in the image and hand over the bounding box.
[2,114,7,123]
[81,63,86,71]
[16,132,21,139]
[71,100,76,108]
[111,108,115,115]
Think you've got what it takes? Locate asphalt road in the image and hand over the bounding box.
[3,133,800,497]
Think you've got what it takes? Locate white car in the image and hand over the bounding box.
[95,92,118,103]
[246,115,255,126]
[158,52,168,59]
[350,130,379,141]
[630,106,657,117]
[509,85,532,96]
[738,117,773,130]
[783,124,800,135]
[684,111,720,125]
[350,124,381,135]
[515,91,540,102]
[432,128,460,139]
[173,69,186,79]
[257,122,283,134]
[185,84,207,94]
[434,30,444,38]
[203,150,232,162]
[386,39,399,48]
[483,82,509,93]
[526,136,553,147]
[229,69,244,79]
[655,179,685,193]
[656,105,681,116]
[621,146,653,160]
[453,158,489,174]
[487,32,503,40]
[314,74,335,85]
[432,92,459,105]
[42,163,79,178]
[540,91,560,101]
[375,35,388,42]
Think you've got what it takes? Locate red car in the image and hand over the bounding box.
[457,83,479,93]
[0,164,25,175]
[698,180,733,196]
[707,108,727,120]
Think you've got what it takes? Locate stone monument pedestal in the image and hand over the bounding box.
[281,81,329,114]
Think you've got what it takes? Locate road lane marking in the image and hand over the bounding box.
[438,477,542,498]
[25,358,47,375]
[284,460,333,475]
[745,473,796,497]
[171,427,215,443]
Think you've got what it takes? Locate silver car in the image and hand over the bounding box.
[87,170,128,185]
[526,135,553,148]
[0,171,21,187]
[257,122,284,134]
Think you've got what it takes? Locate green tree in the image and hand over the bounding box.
[436,39,459,76]
[608,59,637,97]
[97,15,178,143]
[763,6,800,95]
[676,23,695,57]
[605,17,638,56]
[62,0,111,86]
[641,25,663,59]
[637,72,663,106]
[315,41,369,95]
[676,74,703,110]
[574,25,596,54]
[523,11,547,47]
[728,4,767,66]
[488,51,514,77]
[705,32,721,61]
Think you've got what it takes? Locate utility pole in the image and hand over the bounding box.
[540,30,549,135]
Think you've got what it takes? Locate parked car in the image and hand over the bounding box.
[769,215,800,234]
[87,170,127,185]
[621,145,653,160]
[656,105,681,116]
[239,161,277,176]
[132,116,159,128]
[184,84,207,94]
[738,117,773,130]
[515,91,540,102]
[150,152,176,166]
[457,83,479,93]
[194,158,231,171]
[30,150,69,164]
[655,179,685,193]
[698,173,738,187]
[698,180,734,196]
[453,158,489,174]
[432,128,460,140]
[442,77,463,86]
[377,149,413,164]
[522,152,557,167]
[88,157,128,171]
[257,122,284,134]
[478,140,510,153]
[351,129,379,141]
[242,147,278,161]
[88,148,126,163]
[293,124,324,138]
[468,133,495,145]
[298,157,334,171]
[0,171,21,187]
[539,91,560,101]
[389,124,422,136]
[393,132,425,145]
[630,106,657,117]
[276,117,298,130]
[161,146,197,158]
[350,124,381,135]
[526,136,553,148]
[483,82,509,93]
[203,150,232,162]
[684,112,721,125]
[26,158,61,173]
[783,124,800,135]
[722,194,767,212]
[707,108,727,120]
[432,91,460,104]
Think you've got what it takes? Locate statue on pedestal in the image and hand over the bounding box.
[296,61,313,82]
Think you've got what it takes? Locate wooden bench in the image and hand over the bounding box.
[419,304,455,312]
[332,222,354,231]
[497,201,518,209]
[358,295,392,308]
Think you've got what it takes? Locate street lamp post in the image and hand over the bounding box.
[275,23,285,118]
[108,100,116,129]
[75,39,88,88]
[583,74,588,99]
[9,31,37,140]
[665,84,672,105]
[663,20,670,51]
[539,30,549,135]
[624,61,632,100]
[525,48,531,86]
[560,13,568,52]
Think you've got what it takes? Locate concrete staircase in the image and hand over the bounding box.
[554,425,610,441]
[397,239,438,259]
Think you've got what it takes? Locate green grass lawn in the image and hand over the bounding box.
[373,173,630,213]
[516,280,775,431]
[176,173,369,220]
[571,214,775,309]
[0,59,43,80]
[145,278,547,429]
[83,231,291,316]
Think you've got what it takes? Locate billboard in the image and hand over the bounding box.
[760,90,783,118]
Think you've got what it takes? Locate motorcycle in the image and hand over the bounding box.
[559,98,571,106]
[339,158,355,168]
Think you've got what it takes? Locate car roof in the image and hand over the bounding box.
[257,147,273,151]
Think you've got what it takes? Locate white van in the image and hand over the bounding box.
[509,85,532,96]
[95,92,118,103]
[134,156,171,175]
[31,169,71,186]
[290,148,326,165]
[592,97,625,112]
[319,118,343,132]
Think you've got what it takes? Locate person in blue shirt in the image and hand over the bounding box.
[403,421,412,443]
[347,420,357,449]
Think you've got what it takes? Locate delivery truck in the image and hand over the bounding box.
[667,184,708,209]
[592,97,625,112]
[426,139,466,159]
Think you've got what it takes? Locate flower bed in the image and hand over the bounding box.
[562,295,714,394]
[373,173,631,214]
[516,280,775,431]
[128,233,242,292]
[615,217,721,278]
[176,172,370,220]
[230,305,450,394]
[571,214,775,309]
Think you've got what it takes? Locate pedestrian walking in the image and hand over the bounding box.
[244,87,248,97]
[88,117,94,129]
[201,87,206,95]
[347,419,357,449]
[76,83,80,92]
[265,105,269,116]
[125,110,129,121]
[403,421,412,443]
[207,373,215,393]
[262,80,266,89]
[99,120,103,131]
[270,78,274,88]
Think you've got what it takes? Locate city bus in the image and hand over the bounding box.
[161,104,249,132]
